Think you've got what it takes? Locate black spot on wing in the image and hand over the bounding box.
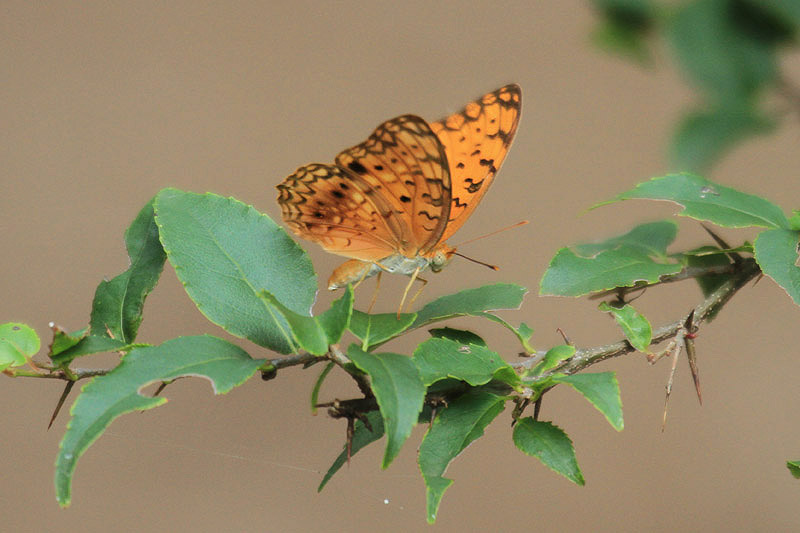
[348,161,368,174]
[479,158,497,173]
[452,196,467,208]
[465,178,484,194]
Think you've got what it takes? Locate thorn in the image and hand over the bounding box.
[48,381,75,429]
[661,339,683,432]
[356,411,373,434]
[346,417,355,466]
[533,397,543,421]
[683,310,702,406]
[556,328,572,346]
[153,381,169,397]
[511,398,530,427]
[427,396,447,429]
[701,224,742,263]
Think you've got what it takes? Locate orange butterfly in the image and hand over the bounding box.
[277,84,522,308]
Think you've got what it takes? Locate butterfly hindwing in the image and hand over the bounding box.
[277,163,400,262]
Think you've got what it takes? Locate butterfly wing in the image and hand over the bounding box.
[335,114,451,256]
[430,84,522,243]
[277,163,400,262]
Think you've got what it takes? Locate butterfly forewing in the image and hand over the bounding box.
[334,114,451,255]
[430,84,521,243]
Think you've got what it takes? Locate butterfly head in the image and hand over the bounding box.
[428,244,456,273]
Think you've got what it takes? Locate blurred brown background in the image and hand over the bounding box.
[3,2,799,531]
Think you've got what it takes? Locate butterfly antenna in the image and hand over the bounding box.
[453,220,528,247]
[453,252,499,271]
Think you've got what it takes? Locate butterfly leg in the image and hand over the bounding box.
[406,275,428,310]
[397,266,422,318]
[352,262,373,291]
[367,270,382,314]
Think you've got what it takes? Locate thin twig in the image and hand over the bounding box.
[328,345,372,398]
[518,258,760,377]
[589,263,737,300]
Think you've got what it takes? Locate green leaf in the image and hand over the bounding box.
[513,418,584,485]
[574,220,678,258]
[0,322,40,356]
[591,21,652,65]
[553,372,624,431]
[49,326,88,357]
[0,341,24,371]
[349,284,527,349]
[754,228,800,306]
[667,0,778,101]
[527,345,575,377]
[540,245,681,297]
[49,335,132,366]
[428,327,486,346]
[418,390,505,523]
[591,0,656,64]
[787,460,800,479]
[318,411,385,491]
[154,189,317,354]
[347,345,425,469]
[55,335,263,506]
[598,302,652,352]
[789,210,800,231]
[348,310,416,349]
[310,362,335,415]
[259,287,353,355]
[318,286,354,345]
[754,0,800,27]
[684,246,733,298]
[593,0,656,31]
[472,313,536,354]
[600,173,789,229]
[0,323,40,370]
[412,337,520,388]
[412,283,527,327]
[89,199,167,343]
[671,103,774,172]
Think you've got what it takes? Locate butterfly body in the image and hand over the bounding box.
[277,84,521,294]
[327,243,454,290]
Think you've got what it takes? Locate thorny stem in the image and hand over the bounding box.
[9,259,761,407]
[515,258,761,378]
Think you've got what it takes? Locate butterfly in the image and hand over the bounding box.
[277,84,522,309]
